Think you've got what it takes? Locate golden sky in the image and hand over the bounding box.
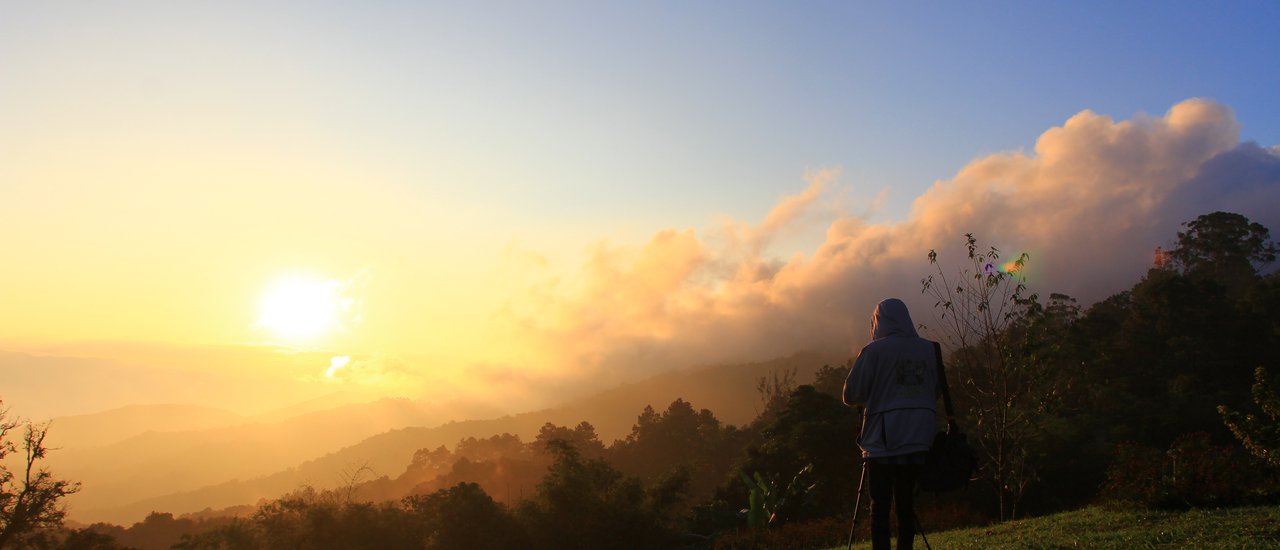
[3,3,1279,419]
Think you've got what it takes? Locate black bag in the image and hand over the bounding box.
[919,342,977,493]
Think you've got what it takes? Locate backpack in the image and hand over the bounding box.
[918,342,977,493]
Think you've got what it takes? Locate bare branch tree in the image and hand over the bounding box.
[921,234,1054,521]
[0,403,81,549]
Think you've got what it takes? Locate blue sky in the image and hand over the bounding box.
[3,1,1280,415]
[7,1,1275,235]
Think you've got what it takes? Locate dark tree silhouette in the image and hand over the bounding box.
[0,402,80,549]
[1171,211,1278,294]
[403,482,526,550]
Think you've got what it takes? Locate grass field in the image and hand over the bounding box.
[832,505,1280,549]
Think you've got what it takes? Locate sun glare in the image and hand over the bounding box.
[257,277,342,341]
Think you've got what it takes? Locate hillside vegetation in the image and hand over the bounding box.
[839,505,1280,549]
[65,353,829,524]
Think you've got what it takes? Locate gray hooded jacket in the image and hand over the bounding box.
[843,298,940,458]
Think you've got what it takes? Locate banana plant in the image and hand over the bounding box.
[740,463,817,528]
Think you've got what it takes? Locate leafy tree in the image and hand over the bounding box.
[171,519,257,550]
[610,399,746,507]
[533,422,606,460]
[811,363,850,401]
[403,482,526,550]
[1042,214,1279,511]
[1220,367,1280,468]
[1170,211,1278,294]
[58,527,130,550]
[251,486,420,549]
[0,403,80,549]
[456,433,529,463]
[727,385,858,523]
[518,440,683,549]
[428,454,545,506]
[921,234,1053,520]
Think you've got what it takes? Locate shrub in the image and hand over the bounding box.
[1103,432,1280,509]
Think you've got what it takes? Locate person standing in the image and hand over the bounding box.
[843,298,940,550]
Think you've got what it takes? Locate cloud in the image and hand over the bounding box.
[325,355,350,378]
[494,99,1280,398]
[302,354,421,389]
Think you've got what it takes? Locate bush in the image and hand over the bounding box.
[1103,432,1280,509]
[403,482,526,549]
[517,440,685,549]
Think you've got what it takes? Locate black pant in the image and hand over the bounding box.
[868,462,921,550]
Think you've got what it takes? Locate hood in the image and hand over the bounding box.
[870,298,919,339]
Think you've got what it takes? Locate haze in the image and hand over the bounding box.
[2,1,1279,525]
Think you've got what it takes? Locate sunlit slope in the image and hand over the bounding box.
[71,353,831,524]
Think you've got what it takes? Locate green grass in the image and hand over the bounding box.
[832,505,1280,549]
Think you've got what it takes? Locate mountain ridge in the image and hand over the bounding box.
[64,352,840,524]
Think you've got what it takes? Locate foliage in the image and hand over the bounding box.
[404,431,557,506]
[169,482,526,550]
[739,464,815,528]
[1099,442,1167,508]
[611,399,748,510]
[0,402,80,550]
[171,519,257,550]
[810,363,850,401]
[517,440,685,549]
[725,386,858,525]
[752,367,800,430]
[403,482,526,549]
[921,233,1053,520]
[249,487,419,549]
[58,527,132,550]
[533,422,606,460]
[1170,211,1279,294]
[1102,433,1278,509]
[1221,367,1280,468]
[85,511,247,550]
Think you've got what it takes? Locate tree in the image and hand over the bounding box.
[533,422,606,460]
[518,440,683,549]
[1170,211,1278,294]
[1220,367,1280,468]
[59,527,130,550]
[610,399,745,507]
[728,385,858,523]
[921,234,1055,520]
[811,363,850,401]
[0,403,80,549]
[403,482,526,550]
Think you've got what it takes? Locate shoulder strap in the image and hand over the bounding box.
[933,341,958,433]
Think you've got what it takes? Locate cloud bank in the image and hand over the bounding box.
[493,99,1280,396]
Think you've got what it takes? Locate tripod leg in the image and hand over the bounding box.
[846,459,868,550]
[915,511,932,550]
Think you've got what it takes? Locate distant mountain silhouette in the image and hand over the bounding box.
[44,404,244,450]
[60,352,836,524]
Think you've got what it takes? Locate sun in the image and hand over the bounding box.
[257,276,343,342]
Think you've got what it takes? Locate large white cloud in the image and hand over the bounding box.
[493,99,1280,398]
